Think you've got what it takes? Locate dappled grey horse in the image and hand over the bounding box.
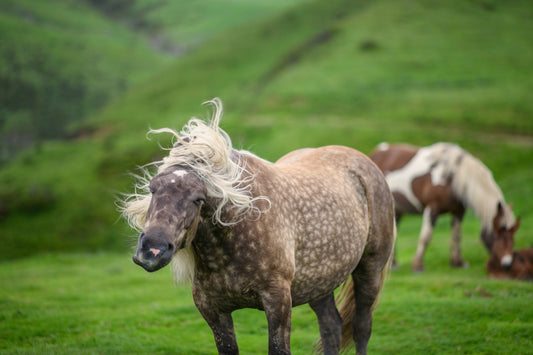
[122,99,395,354]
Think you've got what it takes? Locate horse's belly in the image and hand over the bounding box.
[290,247,363,306]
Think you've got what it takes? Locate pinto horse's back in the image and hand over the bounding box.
[369,143,419,174]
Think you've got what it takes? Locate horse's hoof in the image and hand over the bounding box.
[450,260,469,269]
[411,263,424,273]
[390,263,400,271]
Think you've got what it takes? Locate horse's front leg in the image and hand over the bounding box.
[193,293,239,354]
[261,280,292,355]
[412,206,438,272]
[201,310,238,354]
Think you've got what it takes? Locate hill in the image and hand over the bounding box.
[0,0,305,159]
[0,0,532,260]
[0,0,169,159]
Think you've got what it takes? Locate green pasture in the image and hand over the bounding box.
[1,0,532,353]
[2,218,532,354]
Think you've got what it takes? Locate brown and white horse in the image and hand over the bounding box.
[121,99,395,354]
[370,142,516,272]
[486,208,533,281]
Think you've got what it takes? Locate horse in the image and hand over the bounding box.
[370,142,517,272]
[121,99,395,354]
[486,208,533,281]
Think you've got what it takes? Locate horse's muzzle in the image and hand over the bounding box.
[133,232,175,272]
[501,254,513,269]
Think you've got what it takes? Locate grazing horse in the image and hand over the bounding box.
[121,99,395,354]
[486,208,532,281]
[370,142,516,272]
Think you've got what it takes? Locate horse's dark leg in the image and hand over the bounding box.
[196,307,239,355]
[261,280,292,355]
[351,257,386,355]
[309,292,342,355]
[450,208,468,268]
[412,206,438,272]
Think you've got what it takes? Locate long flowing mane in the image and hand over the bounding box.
[447,144,515,232]
[120,98,268,231]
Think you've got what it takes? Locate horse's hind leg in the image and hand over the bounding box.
[390,213,402,268]
[450,209,468,268]
[309,292,342,355]
[351,256,388,355]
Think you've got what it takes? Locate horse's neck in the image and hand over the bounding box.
[454,154,504,230]
[193,220,225,252]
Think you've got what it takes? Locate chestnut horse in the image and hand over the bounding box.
[487,207,532,281]
[370,142,516,272]
[121,99,395,354]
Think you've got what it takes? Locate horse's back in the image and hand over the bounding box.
[275,145,392,216]
[276,145,392,207]
[277,145,379,175]
[370,143,419,173]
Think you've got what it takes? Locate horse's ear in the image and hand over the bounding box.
[512,217,521,233]
[493,214,500,234]
[493,202,505,233]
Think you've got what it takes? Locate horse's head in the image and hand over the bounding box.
[491,203,521,268]
[133,166,206,272]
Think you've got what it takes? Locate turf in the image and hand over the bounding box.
[1,218,532,354]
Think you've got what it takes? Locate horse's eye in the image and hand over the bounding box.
[149,187,156,194]
[194,198,205,207]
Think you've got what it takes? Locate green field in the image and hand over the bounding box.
[1,0,532,353]
[1,220,532,354]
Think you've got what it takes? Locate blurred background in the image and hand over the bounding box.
[1,1,532,353]
[1,0,531,260]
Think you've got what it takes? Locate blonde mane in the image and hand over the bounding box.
[448,144,515,231]
[120,98,269,231]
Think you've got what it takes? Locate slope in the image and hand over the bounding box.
[0,0,531,260]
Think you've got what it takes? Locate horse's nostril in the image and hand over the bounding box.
[168,243,174,251]
[140,234,148,250]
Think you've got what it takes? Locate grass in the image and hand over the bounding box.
[1,217,532,354]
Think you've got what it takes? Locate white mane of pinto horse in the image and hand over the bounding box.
[372,142,516,271]
[121,98,396,354]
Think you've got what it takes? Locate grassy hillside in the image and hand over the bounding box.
[0,0,169,157]
[0,0,305,159]
[0,0,532,261]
